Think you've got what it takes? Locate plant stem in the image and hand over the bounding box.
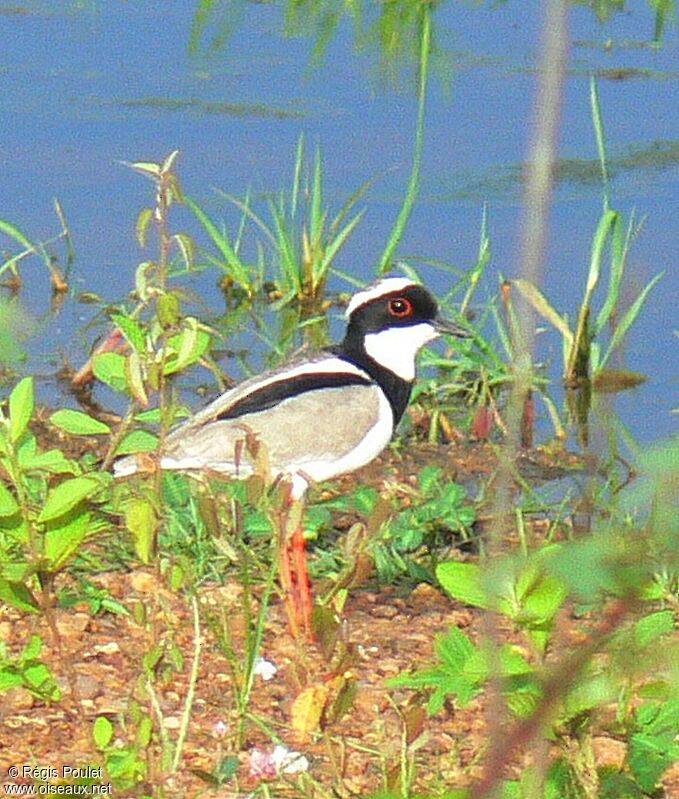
[172,594,202,772]
[471,597,636,798]
[378,4,430,274]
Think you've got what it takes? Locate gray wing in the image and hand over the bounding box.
[163,381,388,473]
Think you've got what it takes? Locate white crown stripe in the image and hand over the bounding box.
[345,278,418,317]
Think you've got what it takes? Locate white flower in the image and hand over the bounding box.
[212,719,228,738]
[272,744,310,775]
[252,657,278,681]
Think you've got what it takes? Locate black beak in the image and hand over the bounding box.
[434,314,472,338]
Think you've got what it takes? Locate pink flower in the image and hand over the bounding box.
[249,748,278,779]
[249,744,309,779]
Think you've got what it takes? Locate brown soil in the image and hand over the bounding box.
[1,571,678,798]
[1,427,675,798]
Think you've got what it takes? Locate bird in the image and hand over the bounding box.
[115,277,470,637]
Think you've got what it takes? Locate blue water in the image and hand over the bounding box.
[1,1,678,447]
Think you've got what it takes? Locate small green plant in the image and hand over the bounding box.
[386,496,679,798]
[93,712,151,792]
[0,634,61,702]
[0,376,109,617]
[311,467,475,592]
[375,466,475,583]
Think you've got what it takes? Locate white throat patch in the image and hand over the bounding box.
[364,323,439,381]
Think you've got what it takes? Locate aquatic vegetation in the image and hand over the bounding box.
[513,80,663,393]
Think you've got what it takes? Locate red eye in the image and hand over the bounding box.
[388,297,413,317]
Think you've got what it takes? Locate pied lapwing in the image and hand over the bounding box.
[115,277,469,637]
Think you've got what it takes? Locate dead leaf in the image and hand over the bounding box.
[291,683,330,740]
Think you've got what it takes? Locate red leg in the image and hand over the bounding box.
[278,514,301,639]
[291,525,314,641]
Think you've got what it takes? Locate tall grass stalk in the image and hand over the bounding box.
[378,4,430,274]
[475,1,570,797]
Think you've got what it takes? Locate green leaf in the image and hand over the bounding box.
[437,561,490,609]
[172,233,195,271]
[125,350,148,406]
[22,660,61,699]
[128,160,161,178]
[21,634,43,661]
[93,715,114,749]
[135,207,154,248]
[164,322,210,375]
[0,481,19,517]
[18,448,78,474]
[592,211,626,336]
[157,292,181,328]
[44,512,93,571]
[92,351,128,393]
[38,476,102,523]
[387,626,483,714]
[110,313,146,353]
[50,409,111,436]
[0,670,24,692]
[115,429,158,456]
[8,376,34,442]
[0,579,40,613]
[435,626,477,671]
[215,755,240,782]
[137,714,153,747]
[518,572,567,625]
[561,670,616,723]
[599,271,664,371]
[124,498,158,564]
[633,610,675,650]
[583,208,618,306]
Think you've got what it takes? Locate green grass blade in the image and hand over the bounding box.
[318,209,365,279]
[185,197,251,287]
[590,77,611,211]
[0,218,33,251]
[309,209,328,287]
[593,211,631,337]
[461,206,491,316]
[583,208,618,311]
[378,4,430,274]
[329,171,383,235]
[291,133,304,220]
[491,301,515,362]
[310,144,324,248]
[598,271,664,371]
[268,196,300,292]
[234,187,251,252]
[54,198,75,270]
[0,219,52,274]
[567,208,618,376]
[512,279,573,345]
[213,189,277,248]
[330,267,367,290]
